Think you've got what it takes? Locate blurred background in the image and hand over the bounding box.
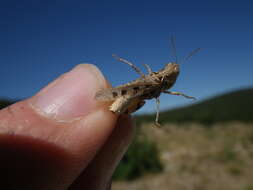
[1,1,253,189]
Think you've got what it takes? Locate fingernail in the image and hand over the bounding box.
[30,64,107,121]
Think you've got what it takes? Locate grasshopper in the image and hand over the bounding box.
[95,38,200,126]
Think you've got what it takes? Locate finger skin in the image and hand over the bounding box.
[69,115,134,190]
[0,64,121,189]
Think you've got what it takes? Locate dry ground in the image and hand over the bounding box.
[113,122,253,190]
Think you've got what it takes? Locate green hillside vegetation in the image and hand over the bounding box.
[0,99,15,109]
[136,87,253,125]
[1,87,252,125]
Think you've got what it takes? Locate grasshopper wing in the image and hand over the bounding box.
[95,80,160,101]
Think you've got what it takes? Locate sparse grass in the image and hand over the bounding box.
[113,122,253,190]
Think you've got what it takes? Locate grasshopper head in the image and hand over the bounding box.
[160,62,180,90]
[164,62,180,73]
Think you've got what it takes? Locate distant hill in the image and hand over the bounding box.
[0,99,15,110]
[1,87,253,125]
[136,87,253,125]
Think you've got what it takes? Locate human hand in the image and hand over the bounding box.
[0,64,134,190]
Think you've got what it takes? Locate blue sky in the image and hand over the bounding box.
[1,0,253,113]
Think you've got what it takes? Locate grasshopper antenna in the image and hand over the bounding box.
[184,48,201,62]
[170,36,179,64]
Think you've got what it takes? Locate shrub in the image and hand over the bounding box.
[113,136,163,180]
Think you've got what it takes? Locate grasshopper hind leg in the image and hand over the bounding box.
[125,100,145,114]
[110,96,145,115]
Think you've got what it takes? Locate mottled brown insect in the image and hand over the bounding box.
[95,38,199,126]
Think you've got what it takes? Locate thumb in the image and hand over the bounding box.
[0,64,118,189]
